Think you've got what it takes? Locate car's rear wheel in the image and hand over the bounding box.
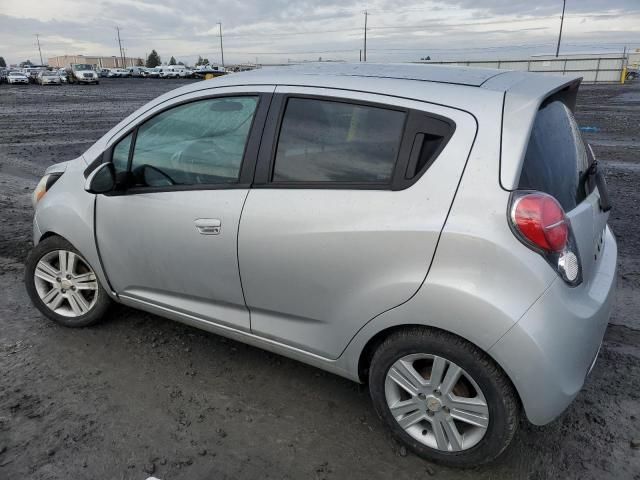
[368,327,519,467]
[25,236,111,327]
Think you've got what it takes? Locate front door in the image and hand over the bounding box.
[96,91,271,331]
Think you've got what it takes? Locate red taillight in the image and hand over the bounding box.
[512,193,568,252]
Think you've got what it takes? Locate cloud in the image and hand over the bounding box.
[0,0,639,65]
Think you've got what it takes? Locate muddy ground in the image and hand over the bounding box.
[0,78,639,480]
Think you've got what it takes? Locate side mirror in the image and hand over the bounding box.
[85,163,116,193]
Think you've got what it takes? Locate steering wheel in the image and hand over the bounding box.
[169,139,231,184]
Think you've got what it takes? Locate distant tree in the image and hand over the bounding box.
[20,59,33,67]
[146,50,161,68]
[195,55,204,66]
[177,61,185,66]
[135,58,144,67]
[202,58,210,65]
[0,57,6,68]
[169,56,177,65]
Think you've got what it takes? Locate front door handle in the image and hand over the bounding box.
[194,218,221,235]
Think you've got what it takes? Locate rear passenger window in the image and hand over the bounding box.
[272,98,406,183]
[518,101,589,211]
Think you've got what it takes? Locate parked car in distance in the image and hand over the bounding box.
[97,68,111,78]
[113,68,131,78]
[155,66,178,79]
[22,67,45,83]
[0,68,8,83]
[128,66,147,77]
[162,65,191,78]
[146,67,161,78]
[193,64,226,78]
[66,64,99,84]
[25,64,616,468]
[57,69,68,83]
[37,70,62,85]
[7,71,29,84]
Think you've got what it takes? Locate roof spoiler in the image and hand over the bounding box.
[497,74,582,191]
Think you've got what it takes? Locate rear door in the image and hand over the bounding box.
[518,99,610,285]
[238,87,477,358]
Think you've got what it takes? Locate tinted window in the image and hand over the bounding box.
[129,96,258,186]
[518,101,589,210]
[273,98,405,183]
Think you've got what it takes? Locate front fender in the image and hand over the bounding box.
[34,159,116,300]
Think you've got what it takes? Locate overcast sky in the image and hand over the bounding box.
[1,0,639,65]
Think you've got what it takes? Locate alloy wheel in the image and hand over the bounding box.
[33,250,99,317]
[384,353,489,452]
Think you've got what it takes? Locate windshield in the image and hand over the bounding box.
[43,72,58,77]
[73,64,93,71]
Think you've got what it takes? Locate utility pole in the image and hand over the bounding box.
[116,26,124,67]
[555,0,566,58]
[35,34,44,65]
[363,10,368,62]
[217,22,225,68]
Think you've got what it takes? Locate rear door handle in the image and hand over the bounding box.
[194,218,221,235]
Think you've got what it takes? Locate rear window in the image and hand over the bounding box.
[518,100,589,211]
[272,98,406,184]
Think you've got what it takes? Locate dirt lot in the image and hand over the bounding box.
[0,78,639,480]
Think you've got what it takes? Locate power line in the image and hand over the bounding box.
[217,22,225,67]
[363,10,368,62]
[35,34,43,65]
[556,0,567,57]
[116,26,124,67]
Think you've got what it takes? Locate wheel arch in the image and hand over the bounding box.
[358,323,497,382]
[354,323,523,418]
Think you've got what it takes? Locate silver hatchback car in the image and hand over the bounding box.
[25,64,616,467]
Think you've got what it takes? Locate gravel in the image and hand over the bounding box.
[1,78,639,479]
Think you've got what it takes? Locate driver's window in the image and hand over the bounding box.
[128,96,258,187]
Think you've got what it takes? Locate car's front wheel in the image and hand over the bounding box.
[25,236,112,327]
[368,327,519,467]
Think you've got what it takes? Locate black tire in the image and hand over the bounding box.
[368,327,519,467]
[25,236,112,327]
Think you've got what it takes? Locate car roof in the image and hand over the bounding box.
[169,62,580,96]
[256,63,504,87]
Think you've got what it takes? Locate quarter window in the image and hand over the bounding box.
[112,132,132,173]
[123,96,258,187]
[272,98,406,184]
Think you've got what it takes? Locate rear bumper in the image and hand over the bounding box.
[489,225,617,425]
